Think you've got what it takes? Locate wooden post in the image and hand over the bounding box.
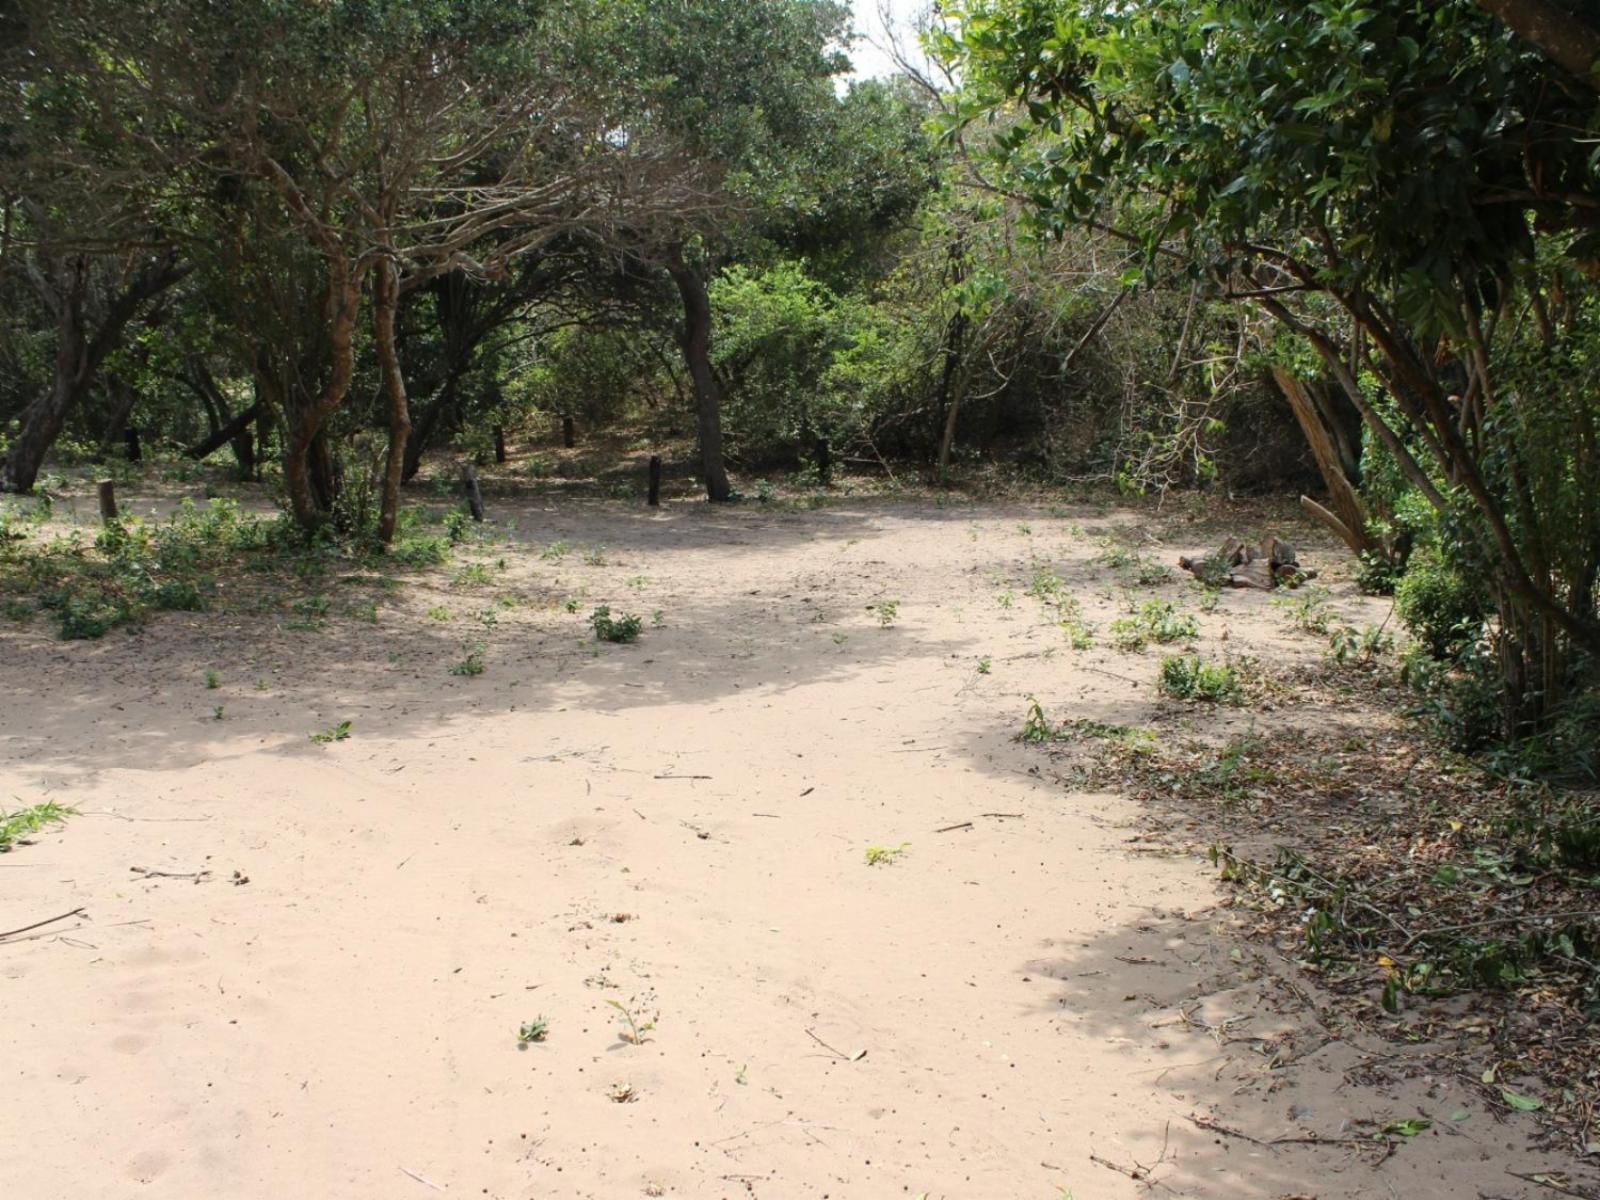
[97,480,118,524]
[492,425,506,464]
[461,464,484,521]
[647,455,662,507]
[815,437,831,484]
[562,415,575,448]
[124,426,142,462]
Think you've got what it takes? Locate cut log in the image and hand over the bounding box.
[1178,533,1312,590]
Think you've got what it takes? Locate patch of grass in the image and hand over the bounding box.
[309,720,353,744]
[864,842,910,866]
[871,599,900,627]
[0,800,76,852]
[204,669,221,689]
[427,605,451,622]
[590,606,642,643]
[1157,655,1241,703]
[539,540,571,561]
[581,544,608,567]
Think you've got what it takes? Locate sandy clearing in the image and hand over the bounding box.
[0,496,1562,1199]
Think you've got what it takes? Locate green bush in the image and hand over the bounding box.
[1394,548,1489,662]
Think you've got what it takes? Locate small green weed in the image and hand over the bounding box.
[1060,620,1094,649]
[1020,696,1056,743]
[590,607,643,643]
[864,843,910,866]
[1273,585,1335,635]
[452,562,493,587]
[976,656,992,674]
[450,643,487,676]
[309,720,353,744]
[517,1017,549,1045]
[0,800,77,852]
[1157,656,1241,703]
[871,600,900,627]
[204,669,221,689]
[1329,623,1395,665]
[427,606,451,621]
[540,540,571,561]
[606,998,655,1045]
[1109,600,1199,652]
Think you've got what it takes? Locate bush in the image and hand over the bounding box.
[1394,548,1490,662]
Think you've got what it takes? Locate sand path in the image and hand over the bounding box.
[0,498,1554,1198]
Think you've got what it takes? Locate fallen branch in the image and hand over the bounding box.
[0,907,86,941]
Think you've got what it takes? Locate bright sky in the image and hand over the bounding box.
[847,0,933,81]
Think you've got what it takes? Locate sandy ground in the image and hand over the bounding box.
[0,494,1572,1198]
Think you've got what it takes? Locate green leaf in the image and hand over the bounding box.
[1500,1090,1543,1112]
[1381,1118,1431,1137]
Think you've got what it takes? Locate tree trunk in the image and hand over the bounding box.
[934,309,969,481]
[3,259,88,493]
[185,401,263,462]
[1,253,189,493]
[374,258,410,546]
[1272,367,1385,561]
[665,247,731,502]
[1473,0,1600,92]
[283,267,362,531]
[98,376,140,460]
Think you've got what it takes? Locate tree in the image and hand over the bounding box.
[939,0,1600,735]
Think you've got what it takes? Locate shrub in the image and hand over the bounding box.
[1394,548,1490,662]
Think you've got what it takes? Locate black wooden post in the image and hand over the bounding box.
[492,425,507,464]
[647,455,662,507]
[124,426,142,463]
[461,464,485,521]
[815,437,831,485]
[562,415,575,448]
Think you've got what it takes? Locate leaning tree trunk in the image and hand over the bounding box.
[373,257,410,546]
[665,247,731,502]
[1,253,189,493]
[1272,367,1389,562]
[3,260,90,492]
